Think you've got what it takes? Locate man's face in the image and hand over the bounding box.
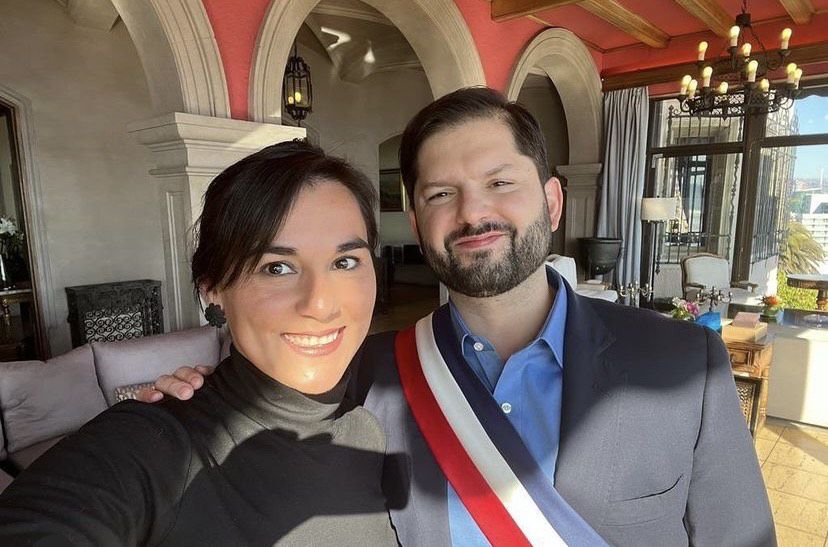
[408,117,563,297]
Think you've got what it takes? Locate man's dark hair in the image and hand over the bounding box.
[191,140,378,296]
[399,87,549,208]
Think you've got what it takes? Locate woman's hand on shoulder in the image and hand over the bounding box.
[136,365,215,402]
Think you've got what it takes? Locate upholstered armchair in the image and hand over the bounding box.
[680,253,759,304]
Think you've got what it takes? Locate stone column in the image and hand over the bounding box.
[557,162,602,271]
[129,112,305,330]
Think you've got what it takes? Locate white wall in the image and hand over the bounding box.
[516,74,569,174]
[284,40,432,247]
[0,0,165,355]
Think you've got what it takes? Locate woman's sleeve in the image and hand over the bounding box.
[0,401,192,546]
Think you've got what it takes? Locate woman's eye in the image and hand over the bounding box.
[333,257,360,270]
[263,262,296,276]
[492,180,511,187]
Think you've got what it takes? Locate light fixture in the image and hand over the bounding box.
[678,0,803,118]
[283,42,313,125]
[641,197,679,301]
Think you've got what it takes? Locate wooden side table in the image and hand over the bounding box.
[725,338,773,437]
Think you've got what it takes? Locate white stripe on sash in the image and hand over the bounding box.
[414,315,567,547]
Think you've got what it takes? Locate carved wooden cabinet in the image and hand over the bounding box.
[725,338,773,438]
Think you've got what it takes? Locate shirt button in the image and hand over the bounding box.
[473,342,485,352]
[501,402,512,414]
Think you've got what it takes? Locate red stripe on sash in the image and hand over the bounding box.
[394,327,531,547]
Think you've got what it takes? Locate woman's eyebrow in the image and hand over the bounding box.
[262,238,369,256]
[337,238,370,253]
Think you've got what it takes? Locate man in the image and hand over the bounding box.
[146,88,775,546]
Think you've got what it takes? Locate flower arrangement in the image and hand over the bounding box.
[761,294,784,317]
[671,297,701,321]
[0,217,24,251]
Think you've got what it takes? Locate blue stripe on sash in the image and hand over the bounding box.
[431,307,608,547]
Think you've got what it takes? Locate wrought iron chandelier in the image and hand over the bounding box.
[678,0,803,118]
[283,42,313,124]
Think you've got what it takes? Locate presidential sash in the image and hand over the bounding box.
[394,309,608,547]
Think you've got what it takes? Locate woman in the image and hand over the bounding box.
[0,141,399,546]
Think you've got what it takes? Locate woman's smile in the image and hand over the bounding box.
[281,327,345,357]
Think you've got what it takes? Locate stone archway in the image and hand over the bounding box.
[110,0,230,118]
[506,29,604,258]
[249,0,486,123]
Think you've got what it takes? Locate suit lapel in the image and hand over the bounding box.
[555,279,626,522]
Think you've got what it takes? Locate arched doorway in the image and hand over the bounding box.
[507,28,603,258]
[250,0,485,123]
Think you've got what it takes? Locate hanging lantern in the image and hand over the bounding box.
[283,42,313,124]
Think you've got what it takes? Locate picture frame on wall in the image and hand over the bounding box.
[379,168,407,212]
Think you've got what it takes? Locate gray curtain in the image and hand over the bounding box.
[596,87,649,287]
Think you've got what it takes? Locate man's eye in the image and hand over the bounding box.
[333,257,360,270]
[492,180,511,187]
[263,262,296,276]
[427,191,451,202]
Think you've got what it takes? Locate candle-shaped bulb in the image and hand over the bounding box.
[729,25,741,47]
[786,62,797,83]
[702,66,713,87]
[680,74,692,95]
[718,81,729,94]
[688,79,698,98]
[794,68,803,88]
[747,60,758,82]
[697,41,708,61]
[781,28,792,50]
[759,78,770,93]
[294,91,302,103]
[741,43,751,58]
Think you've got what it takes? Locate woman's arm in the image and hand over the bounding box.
[0,402,192,546]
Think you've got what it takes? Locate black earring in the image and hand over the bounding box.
[204,303,226,328]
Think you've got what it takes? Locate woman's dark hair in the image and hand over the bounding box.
[191,140,378,296]
[399,87,549,208]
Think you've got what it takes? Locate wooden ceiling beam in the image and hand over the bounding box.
[580,0,669,48]
[673,0,733,37]
[491,0,579,22]
[779,0,815,24]
[601,41,828,91]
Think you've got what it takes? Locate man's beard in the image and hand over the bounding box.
[419,210,553,298]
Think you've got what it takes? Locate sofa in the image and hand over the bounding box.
[546,255,619,302]
[0,326,230,493]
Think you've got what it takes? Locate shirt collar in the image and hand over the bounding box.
[448,266,567,368]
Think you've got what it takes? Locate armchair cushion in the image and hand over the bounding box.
[682,255,731,290]
[92,326,222,406]
[0,345,105,455]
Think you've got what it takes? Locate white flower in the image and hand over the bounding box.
[0,218,16,236]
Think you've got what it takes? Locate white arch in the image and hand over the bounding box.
[110,0,230,118]
[506,28,602,165]
[250,0,486,123]
[0,86,56,357]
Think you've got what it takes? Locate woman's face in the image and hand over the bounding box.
[212,180,376,394]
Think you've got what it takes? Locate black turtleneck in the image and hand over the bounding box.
[0,348,399,546]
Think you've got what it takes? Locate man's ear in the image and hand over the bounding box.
[543,176,564,232]
[407,208,421,245]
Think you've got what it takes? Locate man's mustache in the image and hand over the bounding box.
[444,221,516,248]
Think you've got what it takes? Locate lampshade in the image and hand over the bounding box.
[641,197,678,222]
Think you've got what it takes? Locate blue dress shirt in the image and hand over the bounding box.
[447,269,567,546]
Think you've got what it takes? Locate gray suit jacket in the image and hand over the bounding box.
[351,274,776,546]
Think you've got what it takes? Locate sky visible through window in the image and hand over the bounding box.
[793,95,828,181]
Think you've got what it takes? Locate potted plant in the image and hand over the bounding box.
[760,294,784,321]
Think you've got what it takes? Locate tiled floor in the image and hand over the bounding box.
[757,417,828,546]
[373,287,828,545]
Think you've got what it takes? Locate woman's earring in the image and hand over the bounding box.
[204,303,226,328]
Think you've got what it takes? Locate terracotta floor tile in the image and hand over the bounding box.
[774,524,824,546]
[756,437,779,465]
[763,462,828,503]
[767,440,828,476]
[766,489,828,536]
[759,419,787,442]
